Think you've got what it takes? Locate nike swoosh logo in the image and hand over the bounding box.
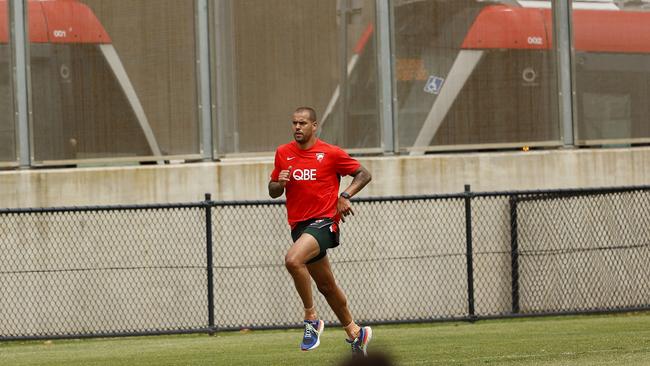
[287,157,296,160]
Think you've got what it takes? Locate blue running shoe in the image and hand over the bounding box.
[346,326,372,356]
[300,319,324,351]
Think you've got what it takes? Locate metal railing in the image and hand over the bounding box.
[1,186,649,340]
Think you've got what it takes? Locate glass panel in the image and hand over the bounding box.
[320,0,381,150]
[572,0,650,144]
[214,0,380,155]
[0,0,16,163]
[392,0,560,151]
[29,0,199,162]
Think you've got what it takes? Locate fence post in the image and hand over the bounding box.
[464,184,476,320]
[204,193,215,334]
[509,195,520,314]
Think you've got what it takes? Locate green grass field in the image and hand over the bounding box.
[1,313,649,366]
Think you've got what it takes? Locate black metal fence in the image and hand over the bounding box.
[1,186,649,340]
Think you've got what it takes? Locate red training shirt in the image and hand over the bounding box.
[270,139,360,228]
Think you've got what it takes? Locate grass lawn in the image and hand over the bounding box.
[1,312,649,366]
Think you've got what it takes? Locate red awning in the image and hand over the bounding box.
[0,0,110,44]
[461,4,650,53]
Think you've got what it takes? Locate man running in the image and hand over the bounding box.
[268,107,372,356]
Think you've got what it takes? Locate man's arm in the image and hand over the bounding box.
[341,166,372,197]
[268,166,292,198]
[337,165,372,222]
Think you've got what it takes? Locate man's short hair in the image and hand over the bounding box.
[295,107,317,122]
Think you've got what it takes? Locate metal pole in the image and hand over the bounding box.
[204,193,215,333]
[464,184,476,320]
[10,0,30,167]
[197,0,213,160]
[376,0,395,153]
[509,196,520,314]
[554,0,575,146]
[338,0,349,146]
[213,0,238,155]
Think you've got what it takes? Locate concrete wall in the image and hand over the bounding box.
[2,147,650,209]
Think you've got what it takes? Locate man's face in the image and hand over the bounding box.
[292,111,317,143]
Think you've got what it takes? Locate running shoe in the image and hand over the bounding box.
[347,326,372,356]
[300,319,324,351]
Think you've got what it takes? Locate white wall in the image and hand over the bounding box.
[2,147,650,209]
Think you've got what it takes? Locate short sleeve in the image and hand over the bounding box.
[334,147,361,176]
[270,150,281,181]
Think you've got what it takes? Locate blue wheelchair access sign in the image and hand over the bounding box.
[424,75,445,95]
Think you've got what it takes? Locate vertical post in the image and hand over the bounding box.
[337,0,349,146]
[213,0,238,154]
[204,193,215,333]
[376,0,396,153]
[464,184,476,320]
[10,0,31,167]
[554,0,575,146]
[196,0,213,160]
[509,195,520,314]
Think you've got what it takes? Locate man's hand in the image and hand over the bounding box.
[337,195,354,222]
[336,166,371,221]
[278,166,292,187]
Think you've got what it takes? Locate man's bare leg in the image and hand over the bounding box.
[285,233,325,351]
[308,256,372,356]
[285,233,321,319]
[307,256,362,340]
